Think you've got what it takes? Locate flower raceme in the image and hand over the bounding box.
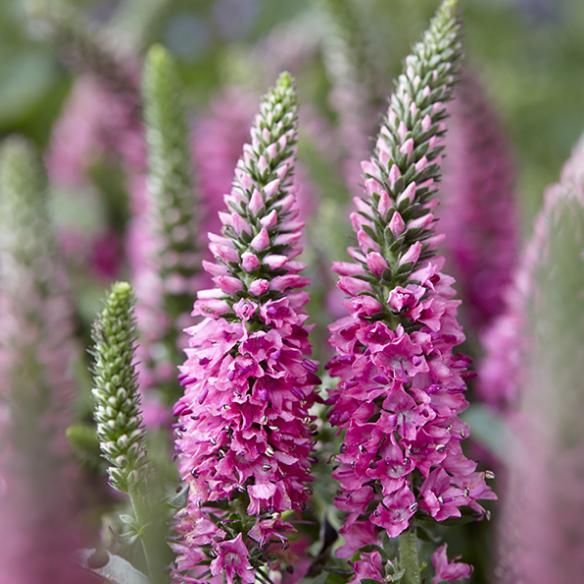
[0,138,92,583]
[325,0,495,563]
[478,137,584,414]
[173,73,319,581]
[494,140,584,583]
[91,282,149,494]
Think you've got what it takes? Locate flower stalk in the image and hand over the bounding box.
[399,530,422,584]
[326,0,495,578]
[139,44,200,403]
[91,281,169,582]
[173,72,319,582]
[0,137,91,582]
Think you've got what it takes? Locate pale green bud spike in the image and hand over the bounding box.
[91,282,148,494]
[0,137,79,483]
[142,45,199,401]
[143,44,196,279]
[0,137,50,268]
[528,189,584,440]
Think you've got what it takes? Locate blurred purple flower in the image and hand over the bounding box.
[441,72,520,333]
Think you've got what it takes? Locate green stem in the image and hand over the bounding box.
[129,484,169,584]
[399,529,422,584]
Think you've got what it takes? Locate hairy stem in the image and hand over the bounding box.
[399,530,422,584]
[129,484,169,584]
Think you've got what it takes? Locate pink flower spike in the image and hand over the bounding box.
[326,7,493,560]
[173,75,318,581]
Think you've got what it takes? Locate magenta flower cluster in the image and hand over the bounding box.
[326,2,495,557]
[172,73,319,580]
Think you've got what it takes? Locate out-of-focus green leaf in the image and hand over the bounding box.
[66,423,100,463]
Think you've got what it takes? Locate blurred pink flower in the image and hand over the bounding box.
[440,73,519,333]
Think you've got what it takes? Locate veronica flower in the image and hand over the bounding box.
[0,138,92,583]
[326,0,495,577]
[440,72,519,333]
[478,137,584,412]
[172,72,319,582]
[495,138,584,583]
